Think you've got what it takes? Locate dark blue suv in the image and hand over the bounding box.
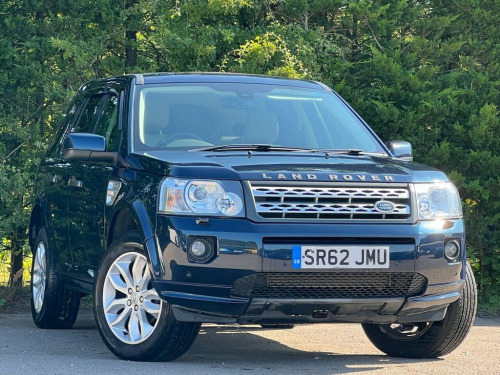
[29,73,476,361]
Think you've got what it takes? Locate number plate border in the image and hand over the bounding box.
[292,245,390,269]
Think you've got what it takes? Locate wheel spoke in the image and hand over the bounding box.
[142,290,161,317]
[36,244,45,270]
[105,297,128,315]
[32,269,43,286]
[32,277,43,290]
[41,248,46,271]
[113,261,135,289]
[127,311,142,343]
[138,271,152,294]
[34,285,43,312]
[131,255,148,288]
[138,308,154,337]
[108,304,132,329]
[107,273,129,295]
[380,322,433,341]
[143,302,161,318]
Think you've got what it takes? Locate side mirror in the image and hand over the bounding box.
[388,140,413,161]
[63,133,116,163]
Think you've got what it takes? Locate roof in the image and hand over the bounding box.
[130,72,329,90]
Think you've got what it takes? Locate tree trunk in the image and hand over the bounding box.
[125,30,138,68]
[8,231,23,287]
[125,0,138,68]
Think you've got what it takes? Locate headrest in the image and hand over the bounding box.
[168,104,212,137]
[143,94,169,133]
[244,110,279,144]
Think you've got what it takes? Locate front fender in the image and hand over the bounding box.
[106,183,163,279]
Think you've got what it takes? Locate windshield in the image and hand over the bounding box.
[131,82,386,154]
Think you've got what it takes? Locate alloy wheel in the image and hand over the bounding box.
[32,242,47,313]
[102,252,162,344]
[380,322,433,341]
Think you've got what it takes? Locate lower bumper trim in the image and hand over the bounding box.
[160,291,249,316]
[156,280,464,325]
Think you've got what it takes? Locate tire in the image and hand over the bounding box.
[93,233,201,361]
[30,227,81,329]
[362,262,477,358]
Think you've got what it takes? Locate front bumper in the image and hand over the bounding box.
[150,216,465,324]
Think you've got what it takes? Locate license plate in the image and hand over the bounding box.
[292,246,389,269]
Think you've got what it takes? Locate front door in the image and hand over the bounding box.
[64,86,123,282]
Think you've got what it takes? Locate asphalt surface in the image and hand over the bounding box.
[0,310,499,375]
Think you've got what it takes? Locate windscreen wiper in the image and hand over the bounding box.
[324,149,387,157]
[192,144,318,153]
[327,149,364,156]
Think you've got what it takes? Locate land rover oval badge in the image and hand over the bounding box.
[374,201,395,213]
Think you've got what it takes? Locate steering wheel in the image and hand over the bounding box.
[156,132,204,147]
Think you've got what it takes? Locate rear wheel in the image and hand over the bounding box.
[362,262,477,358]
[93,233,200,361]
[30,227,80,329]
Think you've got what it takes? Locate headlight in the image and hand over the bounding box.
[158,178,245,217]
[415,183,462,220]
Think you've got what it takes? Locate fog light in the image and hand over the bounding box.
[191,240,207,257]
[187,237,216,263]
[444,240,460,262]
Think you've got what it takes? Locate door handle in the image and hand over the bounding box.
[47,174,58,183]
[68,177,83,188]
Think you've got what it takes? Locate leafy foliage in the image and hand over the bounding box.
[0,0,498,304]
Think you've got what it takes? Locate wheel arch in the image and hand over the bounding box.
[107,206,141,247]
[29,204,46,252]
[106,201,164,278]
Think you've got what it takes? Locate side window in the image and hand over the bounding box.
[70,92,121,152]
[71,94,105,134]
[93,94,120,152]
[47,91,85,158]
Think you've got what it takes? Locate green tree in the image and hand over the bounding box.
[0,0,498,305]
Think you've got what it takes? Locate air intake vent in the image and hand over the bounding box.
[232,272,427,299]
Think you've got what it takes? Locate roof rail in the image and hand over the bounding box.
[133,74,144,85]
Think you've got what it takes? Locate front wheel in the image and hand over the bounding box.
[362,262,477,358]
[93,233,200,361]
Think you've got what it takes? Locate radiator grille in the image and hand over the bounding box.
[231,272,427,299]
[250,183,412,220]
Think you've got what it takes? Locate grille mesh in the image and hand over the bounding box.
[250,183,411,220]
[231,272,427,299]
